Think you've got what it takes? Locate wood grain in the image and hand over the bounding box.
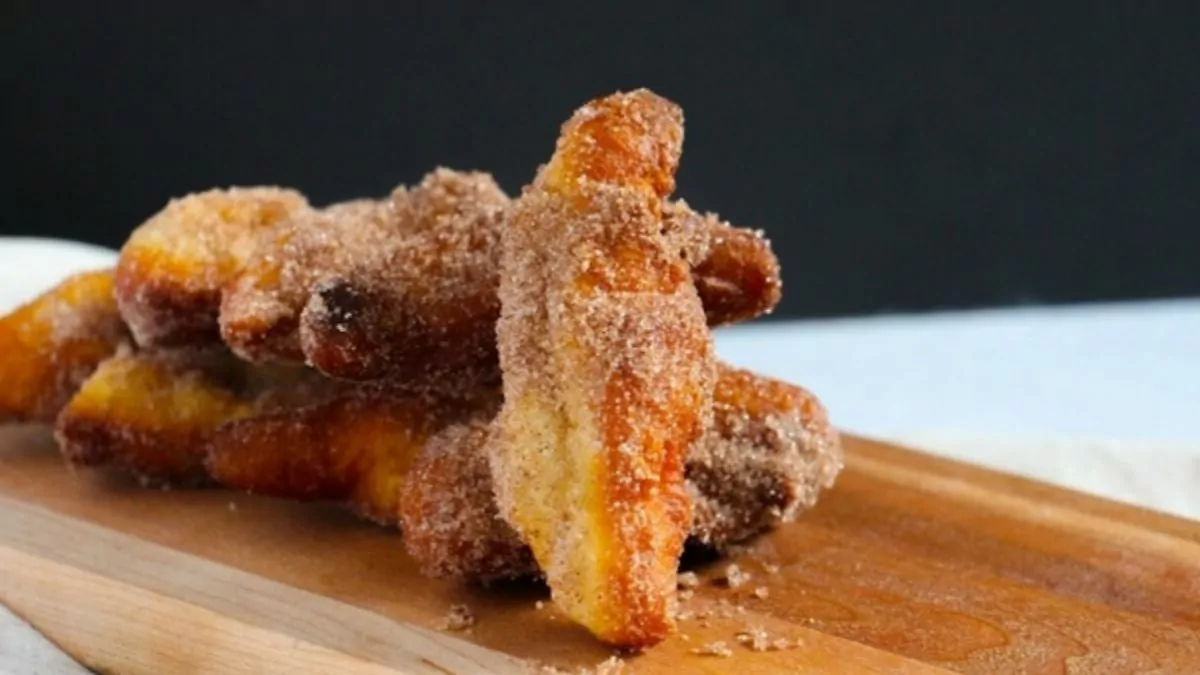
[1,424,1197,674]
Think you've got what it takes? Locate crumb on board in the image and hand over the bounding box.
[762,562,781,574]
[752,586,769,599]
[677,571,700,589]
[535,600,546,610]
[723,563,751,589]
[691,641,734,657]
[439,604,475,631]
[227,501,238,512]
[735,627,799,652]
[678,588,694,601]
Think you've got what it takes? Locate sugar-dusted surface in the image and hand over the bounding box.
[221,198,387,363]
[400,413,537,581]
[0,269,129,423]
[492,89,715,646]
[399,364,843,582]
[298,169,509,386]
[664,201,782,327]
[115,187,308,347]
[97,172,780,387]
[689,364,843,546]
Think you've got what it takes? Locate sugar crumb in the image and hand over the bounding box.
[691,641,733,657]
[439,604,475,631]
[678,588,694,601]
[677,571,700,589]
[762,562,781,574]
[722,563,750,589]
[735,627,798,652]
[528,655,625,674]
[752,586,769,599]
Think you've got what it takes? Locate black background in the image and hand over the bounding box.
[4,3,1197,319]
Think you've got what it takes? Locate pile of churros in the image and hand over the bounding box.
[0,89,842,647]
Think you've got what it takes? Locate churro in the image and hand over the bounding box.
[492,89,714,646]
[0,270,129,423]
[114,187,308,347]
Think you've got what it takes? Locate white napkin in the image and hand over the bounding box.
[0,605,88,674]
[890,432,1200,520]
[0,238,117,314]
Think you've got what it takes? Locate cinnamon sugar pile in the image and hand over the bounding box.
[439,604,475,632]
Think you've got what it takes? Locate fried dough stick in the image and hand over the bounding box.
[55,348,483,514]
[0,270,129,423]
[492,90,715,646]
[209,386,499,524]
[400,364,843,582]
[231,169,511,388]
[57,351,260,484]
[114,187,309,347]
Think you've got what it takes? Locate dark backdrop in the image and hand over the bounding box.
[4,3,1197,319]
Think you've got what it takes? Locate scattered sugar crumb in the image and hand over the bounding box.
[723,563,751,589]
[752,586,770,599]
[735,627,799,652]
[678,588,694,601]
[439,604,475,631]
[677,571,700,589]
[535,600,546,610]
[762,562,781,574]
[691,641,733,657]
[227,501,238,512]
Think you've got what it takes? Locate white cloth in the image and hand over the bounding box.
[0,605,88,674]
[1,237,1196,668]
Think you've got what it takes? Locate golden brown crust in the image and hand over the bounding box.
[688,363,843,545]
[208,387,499,524]
[492,90,714,647]
[296,170,509,385]
[0,270,129,423]
[220,201,384,363]
[398,410,538,581]
[55,351,257,484]
[664,202,783,326]
[114,187,309,348]
[399,364,842,583]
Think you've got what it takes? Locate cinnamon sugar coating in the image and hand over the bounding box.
[0,270,129,423]
[112,172,777,387]
[115,187,308,347]
[296,169,509,386]
[399,364,843,583]
[304,197,779,382]
[664,201,782,326]
[688,364,843,545]
[491,89,715,647]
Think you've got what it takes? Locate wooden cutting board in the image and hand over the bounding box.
[1,425,1198,674]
